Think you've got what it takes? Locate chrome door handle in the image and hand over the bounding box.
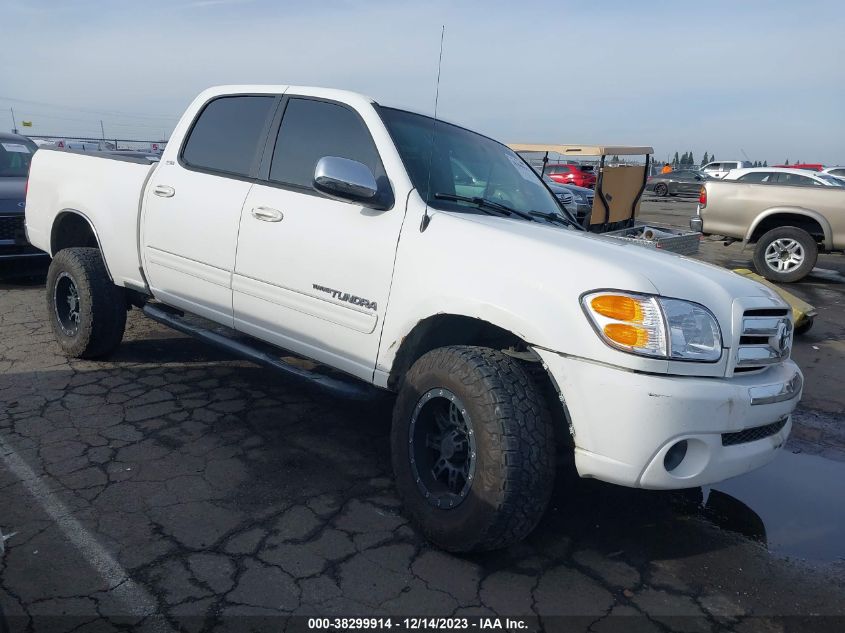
[153,185,175,198]
[250,206,284,222]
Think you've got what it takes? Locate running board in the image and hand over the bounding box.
[142,304,380,401]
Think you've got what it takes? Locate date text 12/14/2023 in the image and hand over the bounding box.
[307,618,531,631]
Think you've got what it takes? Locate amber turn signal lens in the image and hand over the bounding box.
[591,295,644,323]
[604,323,650,348]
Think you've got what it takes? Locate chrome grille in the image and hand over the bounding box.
[734,308,791,373]
[556,192,574,206]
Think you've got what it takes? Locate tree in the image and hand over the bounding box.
[711,155,716,162]
[701,151,709,165]
[763,160,768,167]
[785,159,790,165]
[688,152,695,167]
[672,152,679,168]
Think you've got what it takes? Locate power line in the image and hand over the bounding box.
[2,108,173,130]
[0,95,178,122]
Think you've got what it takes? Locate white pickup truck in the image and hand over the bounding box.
[25,85,803,552]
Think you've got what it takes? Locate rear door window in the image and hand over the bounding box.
[774,173,815,186]
[269,98,383,189]
[181,95,276,177]
[737,172,773,183]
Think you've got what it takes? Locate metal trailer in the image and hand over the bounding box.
[509,144,701,255]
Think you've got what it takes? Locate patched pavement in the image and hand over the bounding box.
[2,207,845,631]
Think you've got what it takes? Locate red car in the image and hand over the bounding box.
[773,163,823,171]
[545,163,597,188]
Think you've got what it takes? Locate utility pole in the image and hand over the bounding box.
[10,107,18,134]
[100,120,106,145]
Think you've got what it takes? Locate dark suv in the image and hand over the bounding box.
[0,132,44,261]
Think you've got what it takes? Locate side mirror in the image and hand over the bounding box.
[314,156,381,207]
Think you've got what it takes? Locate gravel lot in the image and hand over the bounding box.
[1,197,844,632]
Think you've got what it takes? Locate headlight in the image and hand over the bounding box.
[582,291,722,362]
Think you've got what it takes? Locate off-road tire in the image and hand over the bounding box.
[654,183,668,197]
[391,346,556,552]
[752,226,818,283]
[46,247,126,358]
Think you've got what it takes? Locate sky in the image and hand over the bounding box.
[2,0,844,164]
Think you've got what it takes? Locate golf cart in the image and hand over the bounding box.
[510,144,701,255]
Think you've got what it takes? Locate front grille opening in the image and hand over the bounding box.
[739,335,770,345]
[722,418,788,446]
[0,216,25,241]
[744,308,790,317]
[733,366,763,374]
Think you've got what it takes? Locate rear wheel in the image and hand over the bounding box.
[391,346,555,552]
[752,227,818,283]
[654,183,669,197]
[46,247,126,358]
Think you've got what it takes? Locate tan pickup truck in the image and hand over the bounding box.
[691,179,845,282]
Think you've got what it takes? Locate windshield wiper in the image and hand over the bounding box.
[528,211,573,227]
[433,193,536,222]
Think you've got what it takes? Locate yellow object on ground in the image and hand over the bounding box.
[732,268,818,331]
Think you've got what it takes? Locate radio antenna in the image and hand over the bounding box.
[420,25,446,232]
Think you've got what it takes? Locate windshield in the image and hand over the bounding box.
[378,107,562,218]
[0,138,38,177]
[817,174,844,186]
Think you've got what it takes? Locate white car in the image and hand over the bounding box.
[821,166,845,183]
[701,160,751,179]
[725,167,845,187]
[25,85,802,552]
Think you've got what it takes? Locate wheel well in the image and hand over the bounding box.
[387,314,572,449]
[51,212,99,255]
[749,214,825,244]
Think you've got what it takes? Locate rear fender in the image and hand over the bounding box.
[745,207,832,250]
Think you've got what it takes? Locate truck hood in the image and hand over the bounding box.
[444,212,785,329]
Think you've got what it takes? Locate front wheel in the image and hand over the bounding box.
[391,346,555,552]
[46,247,127,358]
[752,227,818,283]
[654,183,668,197]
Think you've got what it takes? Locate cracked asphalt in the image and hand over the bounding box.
[1,198,844,632]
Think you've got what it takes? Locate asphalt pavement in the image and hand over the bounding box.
[1,199,844,632]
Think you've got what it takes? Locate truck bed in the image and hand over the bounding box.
[25,148,157,289]
[699,179,845,248]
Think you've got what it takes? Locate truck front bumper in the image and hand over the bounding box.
[534,348,801,489]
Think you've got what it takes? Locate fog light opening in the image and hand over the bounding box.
[664,440,688,472]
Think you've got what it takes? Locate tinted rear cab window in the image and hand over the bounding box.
[181,95,276,177]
